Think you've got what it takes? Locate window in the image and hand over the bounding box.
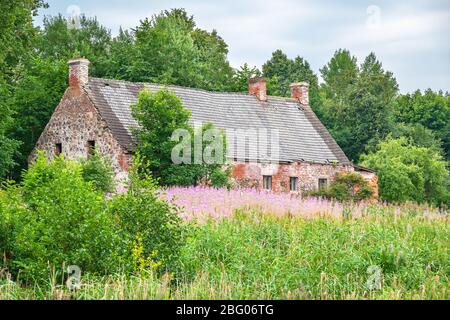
[318,178,328,190]
[290,177,298,191]
[55,143,62,156]
[87,140,96,156]
[263,175,272,190]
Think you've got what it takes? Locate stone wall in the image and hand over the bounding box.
[231,161,355,193]
[31,86,132,184]
[354,169,379,200]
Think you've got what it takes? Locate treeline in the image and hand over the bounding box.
[0,2,448,205]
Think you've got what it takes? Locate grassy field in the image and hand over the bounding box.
[1,201,448,300]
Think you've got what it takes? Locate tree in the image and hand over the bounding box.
[36,14,112,77]
[8,58,67,179]
[0,0,46,180]
[132,88,191,178]
[131,88,229,186]
[262,50,321,118]
[0,0,46,78]
[320,49,359,100]
[124,9,233,90]
[105,27,135,80]
[230,63,261,92]
[394,89,450,159]
[6,14,114,179]
[319,51,398,161]
[360,137,449,206]
[392,123,444,153]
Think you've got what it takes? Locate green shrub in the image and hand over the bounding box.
[80,151,115,193]
[6,153,122,284]
[306,172,373,202]
[107,158,188,273]
[0,184,25,265]
[0,153,189,284]
[361,137,449,205]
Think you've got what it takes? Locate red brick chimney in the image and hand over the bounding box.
[248,77,267,101]
[290,82,309,105]
[68,58,90,88]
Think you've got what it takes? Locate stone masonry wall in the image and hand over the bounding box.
[31,87,132,184]
[231,161,355,193]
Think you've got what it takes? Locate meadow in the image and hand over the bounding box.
[1,187,448,300]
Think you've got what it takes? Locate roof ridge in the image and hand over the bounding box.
[88,77,300,103]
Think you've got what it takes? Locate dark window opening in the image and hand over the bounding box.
[263,175,272,190]
[55,143,62,156]
[290,177,298,191]
[318,178,328,190]
[87,140,96,156]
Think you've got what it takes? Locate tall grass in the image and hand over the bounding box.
[1,201,448,300]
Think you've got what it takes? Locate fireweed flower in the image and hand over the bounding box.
[158,187,446,222]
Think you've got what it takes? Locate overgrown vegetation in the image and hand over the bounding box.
[361,137,449,206]
[1,206,448,300]
[80,151,115,193]
[306,172,373,202]
[0,154,186,285]
[131,88,230,187]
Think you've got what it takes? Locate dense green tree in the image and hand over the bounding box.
[131,88,229,186]
[105,27,136,80]
[262,50,320,107]
[319,51,398,161]
[0,0,47,180]
[123,9,233,90]
[320,49,359,100]
[361,137,449,206]
[230,63,261,92]
[392,123,444,153]
[0,0,46,78]
[36,14,112,76]
[262,50,293,97]
[394,89,450,158]
[131,88,191,179]
[191,28,234,91]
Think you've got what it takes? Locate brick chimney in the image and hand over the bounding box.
[290,82,309,105]
[248,77,267,101]
[68,58,90,88]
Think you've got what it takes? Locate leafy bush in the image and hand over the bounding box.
[306,172,373,202]
[108,158,188,272]
[1,153,188,284]
[361,137,449,206]
[80,151,115,193]
[2,154,122,284]
[0,184,25,265]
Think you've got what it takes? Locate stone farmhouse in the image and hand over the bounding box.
[31,59,378,196]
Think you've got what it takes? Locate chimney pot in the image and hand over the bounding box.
[290,82,309,105]
[68,58,90,88]
[248,77,267,101]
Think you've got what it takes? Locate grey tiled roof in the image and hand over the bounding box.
[85,77,350,164]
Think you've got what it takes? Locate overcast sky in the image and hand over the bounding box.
[35,0,450,93]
